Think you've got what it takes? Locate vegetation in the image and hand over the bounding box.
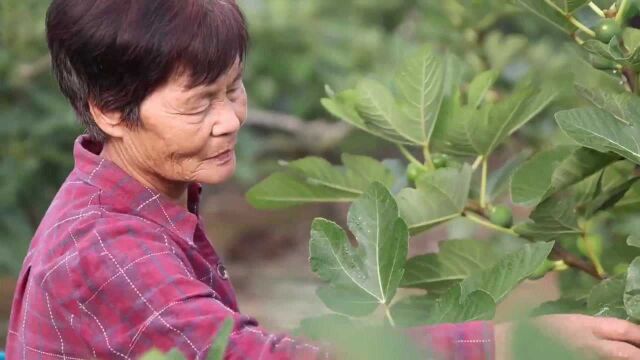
[7,0,640,357]
[243,0,640,357]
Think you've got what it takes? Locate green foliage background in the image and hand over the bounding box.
[7,0,640,358]
[0,0,599,275]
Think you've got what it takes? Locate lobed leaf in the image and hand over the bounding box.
[390,286,495,327]
[511,146,618,206]
[467,70,499,109]
[322,89,414,145]
[396,165,472,235]
[401,239,496,290]
[515,0,577,34]
[561,110,640,162]
[547,0,590,13]
[588,275,628,319]
[395,47,446,145]
[576,86,640,126]
[460,241,555,303]
[246,154,394,209]
[309,182,409,316]
[625,257,640,320]
[514,198,581,242]
[466,87,557,156]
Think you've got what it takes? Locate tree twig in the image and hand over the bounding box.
[464,208,605,280]
[246,109,352,154]
[621,67,638,94]
[550,245,604,280]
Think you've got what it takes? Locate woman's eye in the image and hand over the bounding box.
[186,104,210,115]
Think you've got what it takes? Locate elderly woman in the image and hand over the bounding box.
[7,0,640,359]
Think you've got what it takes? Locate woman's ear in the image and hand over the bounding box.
[88,101,126,138]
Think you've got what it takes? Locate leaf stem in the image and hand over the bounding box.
[622,67,639,94]
[544,0,596,37]
[465,211,604,279]
[568,17,596,37]
[571,32,585,45]
[464,210,604,279]
[398,144,423,167]
[616,0,630,23]
[423,146,435,169]
[549,245,604,280]
[580,233,606,277]
[384,304,397,328]
[589,2,606,18]
[480,158,488,209]
[544,0,567,14]
[464,212,517,236]
[471,156,483,171]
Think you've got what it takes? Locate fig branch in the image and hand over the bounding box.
[589,2,606,18]
[543,0,600,46]
[580,232,606,277]
[397,144,423,167]
[384,304,397,327]
[480,158,489,209]
[550,246,604,280]
[543,0,596,37]
[463,208,604,280]
[621,67,639,94]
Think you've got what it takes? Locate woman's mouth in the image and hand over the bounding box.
[210,149,234,165]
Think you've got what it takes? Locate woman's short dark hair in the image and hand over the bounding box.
[46,0,249,142]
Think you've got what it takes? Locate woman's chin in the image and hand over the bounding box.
[195,161,236,185]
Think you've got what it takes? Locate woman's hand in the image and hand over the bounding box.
[495,314,640,360]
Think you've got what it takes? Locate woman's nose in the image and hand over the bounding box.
[211,100,242,136]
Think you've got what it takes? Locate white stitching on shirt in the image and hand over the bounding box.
[41,252,78,285]
[83,251,172,305]
[46,293,67,359]
[44,212,101,237]
[95,230,200,355]
[136,194,160,211]
[127,299,188,357]
[25,345,86,360]
[78,301,129,359]
[65,181,86,185]
[87,159,104,183]
[69,230,79,248]
[158,232,194,278]
[258,334,276,359]
[147,188,180,233]
[86,192,99,206]
[454,339,493,343]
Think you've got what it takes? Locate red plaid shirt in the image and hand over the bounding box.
[6,135,494,359]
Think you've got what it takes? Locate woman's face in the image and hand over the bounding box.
[122,61,247,186]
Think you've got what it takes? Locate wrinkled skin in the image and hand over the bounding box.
[90,60,247,206]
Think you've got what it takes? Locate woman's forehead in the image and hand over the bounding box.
[174,60,244,90]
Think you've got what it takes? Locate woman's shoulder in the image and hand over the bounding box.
[29,182,183,272]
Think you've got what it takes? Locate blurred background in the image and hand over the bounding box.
[0,0,627,349]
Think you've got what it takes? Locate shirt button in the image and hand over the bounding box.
[217,263,228,280]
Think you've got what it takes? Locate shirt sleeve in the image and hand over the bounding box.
[405,321,495,360]
[66,219,332,360]
[66,219,493,360]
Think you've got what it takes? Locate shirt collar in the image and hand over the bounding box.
[72,135,200,246]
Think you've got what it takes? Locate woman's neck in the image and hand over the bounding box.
[100,141,189,208]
